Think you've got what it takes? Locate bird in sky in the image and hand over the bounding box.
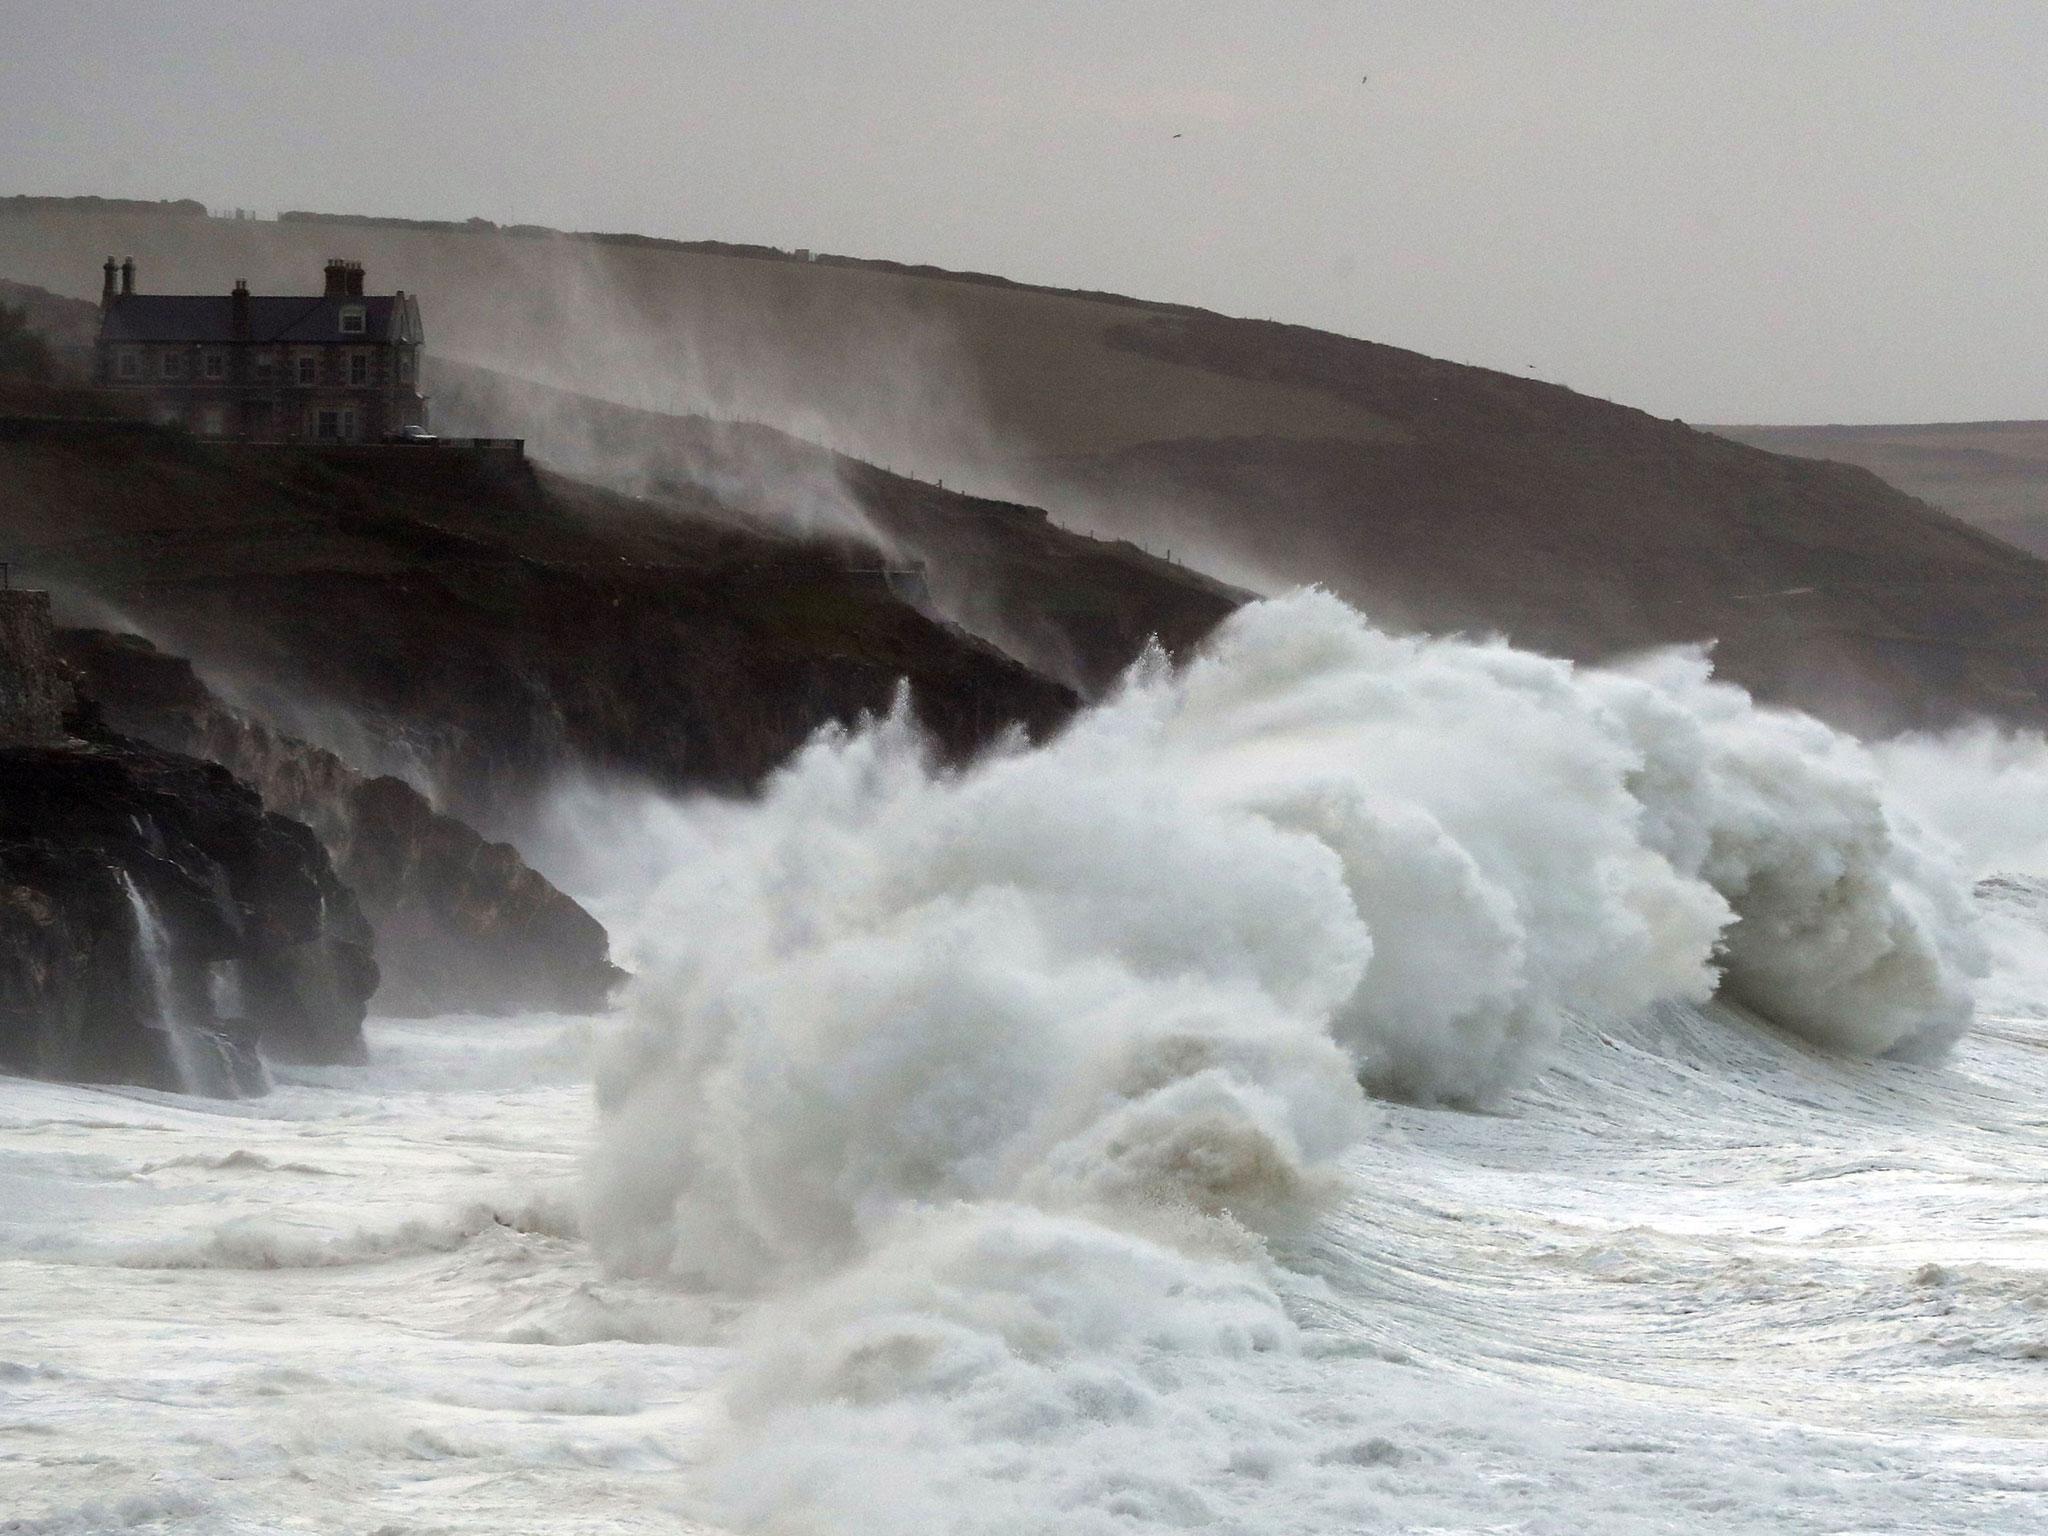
[1172,132,1183,139]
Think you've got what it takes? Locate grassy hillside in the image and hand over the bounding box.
[1718,421,2048,562]
[7,200,2048,729]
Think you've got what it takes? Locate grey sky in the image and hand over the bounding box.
[3,1,2043,423]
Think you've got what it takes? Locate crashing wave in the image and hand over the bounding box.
[584,589,1983,1529]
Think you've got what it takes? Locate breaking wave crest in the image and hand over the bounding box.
[584,590,1984,1530]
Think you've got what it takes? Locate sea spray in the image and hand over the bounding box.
[585,589,1985,1530]
[118,872,269,1098]
[1592,647,1982,1058]
[119,870,213,1096]
[1871,724,2048,1016]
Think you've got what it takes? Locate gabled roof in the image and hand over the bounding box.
[99,294,419,345]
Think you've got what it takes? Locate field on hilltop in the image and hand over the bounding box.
[8,199,2048,731]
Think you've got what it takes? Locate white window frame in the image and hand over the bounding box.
[253,350,276,380]
[160,350,186,380]
[347,350,371,387]
[296,354,318,386]
[339,305,366,335]
[199,405,227,438]
[202,350,226,380]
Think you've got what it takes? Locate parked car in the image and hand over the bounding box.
[384,424,439,444]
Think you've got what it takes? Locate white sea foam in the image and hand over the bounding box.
[7,592,2042,1534]
[1868,725,2048,1015]
[585,590,1992,1531]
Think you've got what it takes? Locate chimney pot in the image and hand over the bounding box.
[120,257,135,297]
[323,258,351,297]
[101,257,118,310]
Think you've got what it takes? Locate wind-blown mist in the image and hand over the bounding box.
[581,590,1981,1531]
[1872,725,2048,1017]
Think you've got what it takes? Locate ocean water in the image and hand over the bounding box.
[4,1000,2042,1533]
[6,592,2047,1533]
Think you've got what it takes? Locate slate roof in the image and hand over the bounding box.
[99,294,411,345]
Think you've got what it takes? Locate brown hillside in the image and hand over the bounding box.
[1718,421,2048,564]
[6,201,2048,728]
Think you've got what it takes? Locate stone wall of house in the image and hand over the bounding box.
[0,589,69,745]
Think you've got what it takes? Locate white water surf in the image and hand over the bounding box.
[4,997,2041,1533]
[5,592,2046,1533]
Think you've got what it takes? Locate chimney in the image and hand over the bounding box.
[323,258,351,297]
[231,279,250,340]
[120,256,135,297]
[349,262,365,297]
[101,257,118,309]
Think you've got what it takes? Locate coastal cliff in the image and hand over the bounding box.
[0,726,377,1094]
[1,595,374,1093]
[58,628,621,1016]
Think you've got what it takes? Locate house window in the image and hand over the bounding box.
[314,406,359,442]
[115,348,141,379]
[347,351,370,386]
[296,354,317,386]
[202,350,226,380]
[397,350,413,384]
[199,405,227,437]
[160,351,187,380]
[253,350,276,381]
[339,306,366,335]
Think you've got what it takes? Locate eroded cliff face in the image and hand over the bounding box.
[0,426,1080,835]
[56,630,622,1017]
[0,727,378,1094]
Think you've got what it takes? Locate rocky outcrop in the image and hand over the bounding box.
[0,725,378,1094]
[56,629,622,1016]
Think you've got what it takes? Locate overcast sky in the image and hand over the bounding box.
[3,1,2042,423]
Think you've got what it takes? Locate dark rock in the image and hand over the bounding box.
[0,731,377,1093]
[56,628,622,1015]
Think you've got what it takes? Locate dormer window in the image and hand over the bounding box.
[339,305,366,335]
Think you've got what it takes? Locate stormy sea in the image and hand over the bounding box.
[5,592,2046,1534]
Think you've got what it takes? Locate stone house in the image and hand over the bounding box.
[94,257,427,442]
